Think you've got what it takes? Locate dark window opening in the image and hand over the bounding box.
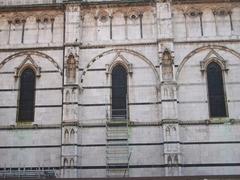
[111,65,127,119]
[18,68,36,122]
[207,62,227,117]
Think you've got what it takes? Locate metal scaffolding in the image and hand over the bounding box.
[106,101,130,178]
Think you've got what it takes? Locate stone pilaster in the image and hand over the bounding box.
[61,46,80,177]
[156,0,181,176]
[61,3,81,178]
[65,4,81,43]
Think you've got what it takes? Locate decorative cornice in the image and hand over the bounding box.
[0,3,63,12]
[172,0,239,4]
[0,0,238,11]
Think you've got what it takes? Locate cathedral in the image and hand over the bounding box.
[0,0,240,178]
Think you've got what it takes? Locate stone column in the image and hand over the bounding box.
[156,0,181,176]
[61,3,81,178]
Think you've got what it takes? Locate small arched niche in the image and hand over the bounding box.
[66,54,77,83]
[70,128,75,143]
[64,129,70,143]
[162,50,173,81]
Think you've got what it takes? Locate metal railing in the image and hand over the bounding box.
[0,168,56,179]
[106,96,130,177]
[107,95,129,121]
[111,109,128,120]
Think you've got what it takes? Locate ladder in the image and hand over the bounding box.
[106,119,129,177]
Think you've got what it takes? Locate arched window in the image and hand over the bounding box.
[18,68,36,121]
[111,65,128,119]
[207,62,227,117]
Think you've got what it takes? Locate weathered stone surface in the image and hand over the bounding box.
[0,0,239,178]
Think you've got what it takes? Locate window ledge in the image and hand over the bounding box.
[16,121,34,127]
[208,117,231,124]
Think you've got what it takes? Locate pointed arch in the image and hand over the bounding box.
[15,55,41,77]
[70,128,75,142]
[167,155,172,165]
[165,126,171,136]
[72,88,77,102]
[65,90,70,102]
[202,57,228,72]
[174,155,178,164]
[106,53,132,74]
[69,158,74,168]
[70,158,74,167]
[207,62,227,117]
[18,68,36,122]
[80,49,159,85]
[70,128,75,135]
[176,45,240,80]
[64,129,70,143]
[200,49,228,71]
[0,51,62,74]
[111,64,128,119]
[63,158,68,167]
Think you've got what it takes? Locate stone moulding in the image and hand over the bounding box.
[176,45,240,80]
[0,0,238,10]
[0,51,62,75]
[14,55,41,78]
[105,53,133,75]
[172,0,240,4]
[80,48,160,85]
[200,49,229,72]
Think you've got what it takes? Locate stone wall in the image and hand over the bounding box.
[0,0,240,178]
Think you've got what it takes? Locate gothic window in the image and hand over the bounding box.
[111,65,128,119]
[207,62,227,117]
[18,68,36,122]
[162,50,173,81]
